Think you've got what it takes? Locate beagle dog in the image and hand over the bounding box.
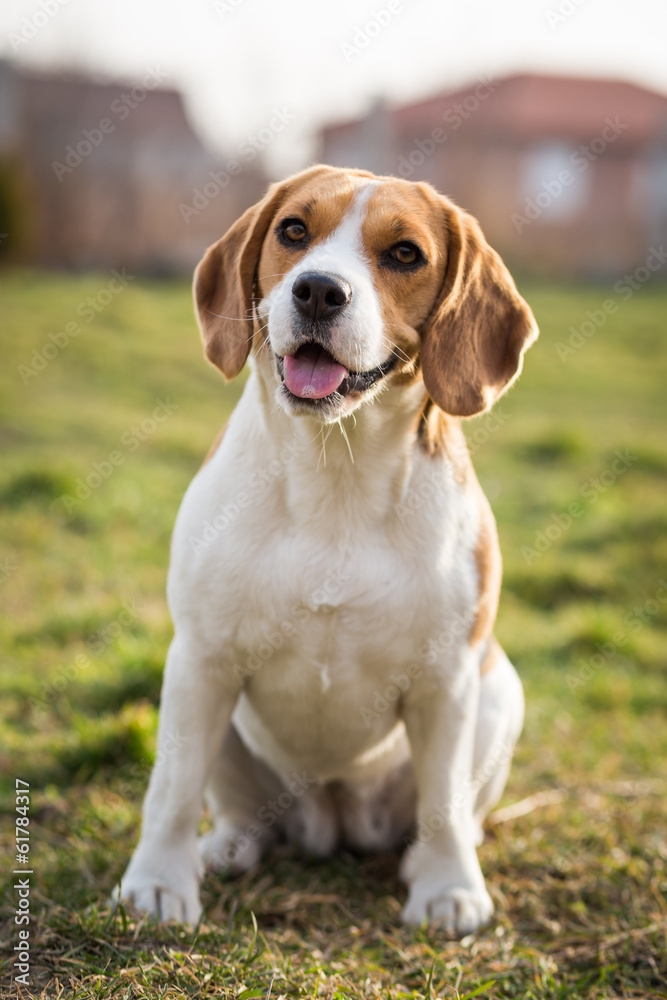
[117,164,538,937]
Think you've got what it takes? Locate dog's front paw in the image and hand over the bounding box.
[113,844,202,925]
[401,882,492,936]
[400,841,493,936]
[112,880,201,924]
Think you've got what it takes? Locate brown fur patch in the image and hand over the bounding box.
[417,186,538,417]
[415,406,500,651]
[195,165,372,380]
[416,400,471,485]
[479,635,502,676]
[256,168,376,302]
[469,481,502,647]
[201,423,227,468]
[360,180,446,386]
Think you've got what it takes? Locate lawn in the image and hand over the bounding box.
[1,267,666,999]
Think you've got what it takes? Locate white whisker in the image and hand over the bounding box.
[205,308,254,323]
[317,425,327,471]
[337,418,355,464]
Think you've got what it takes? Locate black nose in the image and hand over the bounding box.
[292,272,352,322]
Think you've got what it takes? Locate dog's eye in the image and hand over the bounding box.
[279,219,308,244]
[389,243,420,266]
[381,243,425,271]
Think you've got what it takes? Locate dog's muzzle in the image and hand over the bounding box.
[275,344,395,402]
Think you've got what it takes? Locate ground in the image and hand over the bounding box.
[0,269,666,999]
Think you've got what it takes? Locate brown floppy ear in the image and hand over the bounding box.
[193,182,289,379]
[421,202,538,417]
[194,164,341,379]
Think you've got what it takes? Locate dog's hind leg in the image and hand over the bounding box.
[334,758,417,853]
[199,723,283,874]
[201,725,340,871]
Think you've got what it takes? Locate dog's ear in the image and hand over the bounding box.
[193,181,289,379]
[194,164,342,379]
[421,201,538,417]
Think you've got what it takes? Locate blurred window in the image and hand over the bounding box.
[520,143,591,220]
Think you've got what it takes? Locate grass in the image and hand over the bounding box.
[0,267,666,998]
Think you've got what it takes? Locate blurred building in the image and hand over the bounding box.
[0,59,266,273]
[319,74,667,278]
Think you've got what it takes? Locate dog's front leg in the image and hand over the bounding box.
[400,653,492,936]
[115,635,238,924]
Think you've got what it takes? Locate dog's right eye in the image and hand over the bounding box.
[278,219,308,245]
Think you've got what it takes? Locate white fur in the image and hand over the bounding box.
[116,186,525,937]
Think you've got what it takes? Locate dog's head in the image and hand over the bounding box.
[194,164,538,422]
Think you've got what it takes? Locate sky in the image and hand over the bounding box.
[1,0,665,174]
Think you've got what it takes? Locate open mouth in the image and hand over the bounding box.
[275,342,395,404]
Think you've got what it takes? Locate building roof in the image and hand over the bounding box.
[323,73,667,149]
[16,66,204,149]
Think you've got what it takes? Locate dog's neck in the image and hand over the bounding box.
[247,356,436,533]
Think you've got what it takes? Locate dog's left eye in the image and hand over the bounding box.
[385,242,423,268]
[279,219,308,244]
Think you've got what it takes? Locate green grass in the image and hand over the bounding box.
[1,268,666,998]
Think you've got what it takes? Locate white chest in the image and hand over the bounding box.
[167,388,480,777]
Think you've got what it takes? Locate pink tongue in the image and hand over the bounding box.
[283,344,348,399]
